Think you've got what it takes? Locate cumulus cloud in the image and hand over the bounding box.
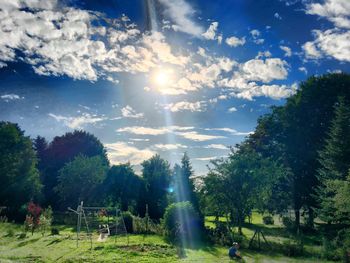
[280,45,292,57]
[274,12,282,20]
[176,131,225,141]
[218,58,294,100]
[163,100,206,112]
[303,0,350,62]
[303,29,350,62]
[228,107,237,112]
[121,105,144,119]
[305,0,350,29]
[49,112,106,129]
[105,142,155,165]
[225,36,246,47]
[202,22,219,40]
[158,0,204,36]
[299,67,308,74]
[204,127,252,136]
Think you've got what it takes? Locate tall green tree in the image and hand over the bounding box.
[103,163,144,211]
[142,154,171,220]
[173,153,200,215]
[246,73,350,229]
[55,155,108,208]
[316,97,350,223]
[0,122,42,219]
[41,130,108,209]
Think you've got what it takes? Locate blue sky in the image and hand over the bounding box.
[0,0,349,174]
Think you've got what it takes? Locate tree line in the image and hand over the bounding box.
[0,127,199,222]
[1,73,349,253]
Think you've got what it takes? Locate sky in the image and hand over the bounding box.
[0,0,349,175]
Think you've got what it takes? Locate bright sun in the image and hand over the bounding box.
[151,68,174,89]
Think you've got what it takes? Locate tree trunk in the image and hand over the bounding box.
[307,207,314,229]
[295,209,300,232]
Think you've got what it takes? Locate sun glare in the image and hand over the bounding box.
[151,68,174,90]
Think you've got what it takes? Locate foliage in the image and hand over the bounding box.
[55,155,108,208]
[262,215,274,225]
[142,155,171,220]
[162,202,201,246]
[316,96,350,224]
[103,163,144,212]
[246,73,350,228]
[202,147,285,234]
[0,122,42,219]
[282,239,304,257]
[40,130,108,209]
[122,211,133,233]
[39,206,53,236]
[24,202,42,235]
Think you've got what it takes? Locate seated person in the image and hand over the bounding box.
[229,242,242,260]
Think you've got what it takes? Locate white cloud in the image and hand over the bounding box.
[280,45,292,57]
[1,94,22,100]
[202,21,219,40]
[225,36,246,47]
[228,107,237,112]
[204,127,252,136]
[305,0,350,29]
[303,29,350,62]
[274,12,282,20]
[176,131,225,141]
[204,144,228,150]
[299,67,308,74]
[158,0,204,36]
[250,29,261,38]
[106,142,155,165]
[163,101,206,112]
[117,126,169,135]
[121,105,144,119]
[49,113,106,129]
[153,144,187,150]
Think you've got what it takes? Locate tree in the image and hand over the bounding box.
[142,154,171,220]
[0,122,42,219]
[173,153,201,216]
[333,172,350,224]
[202,147,284,235]
[41,130,108,209]
[103,163,144,211]
[316,97,350,223]
[245,73,350,229]
[55,155,108,208]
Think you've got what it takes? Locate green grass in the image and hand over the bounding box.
[0,220,334,263]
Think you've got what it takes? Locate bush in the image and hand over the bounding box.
[40,207,53,236]
[122,211,133,233]
[51,227,60,235]
[163,202,201,246]
[262,215,274,225]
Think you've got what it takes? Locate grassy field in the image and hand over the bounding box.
[0,213,334,262]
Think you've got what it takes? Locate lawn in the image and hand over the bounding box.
[0,214,334,262]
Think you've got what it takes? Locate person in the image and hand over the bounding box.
[229,242,242,260]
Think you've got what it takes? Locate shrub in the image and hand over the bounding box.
[122,211,133,233]
[262,215,274,225]
[51,227,60,235]
[40,207,53,236]
[163,202,201,246]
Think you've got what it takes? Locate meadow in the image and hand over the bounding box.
[0,213,334,263]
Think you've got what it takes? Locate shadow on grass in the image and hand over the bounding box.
[17,237,41,247]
